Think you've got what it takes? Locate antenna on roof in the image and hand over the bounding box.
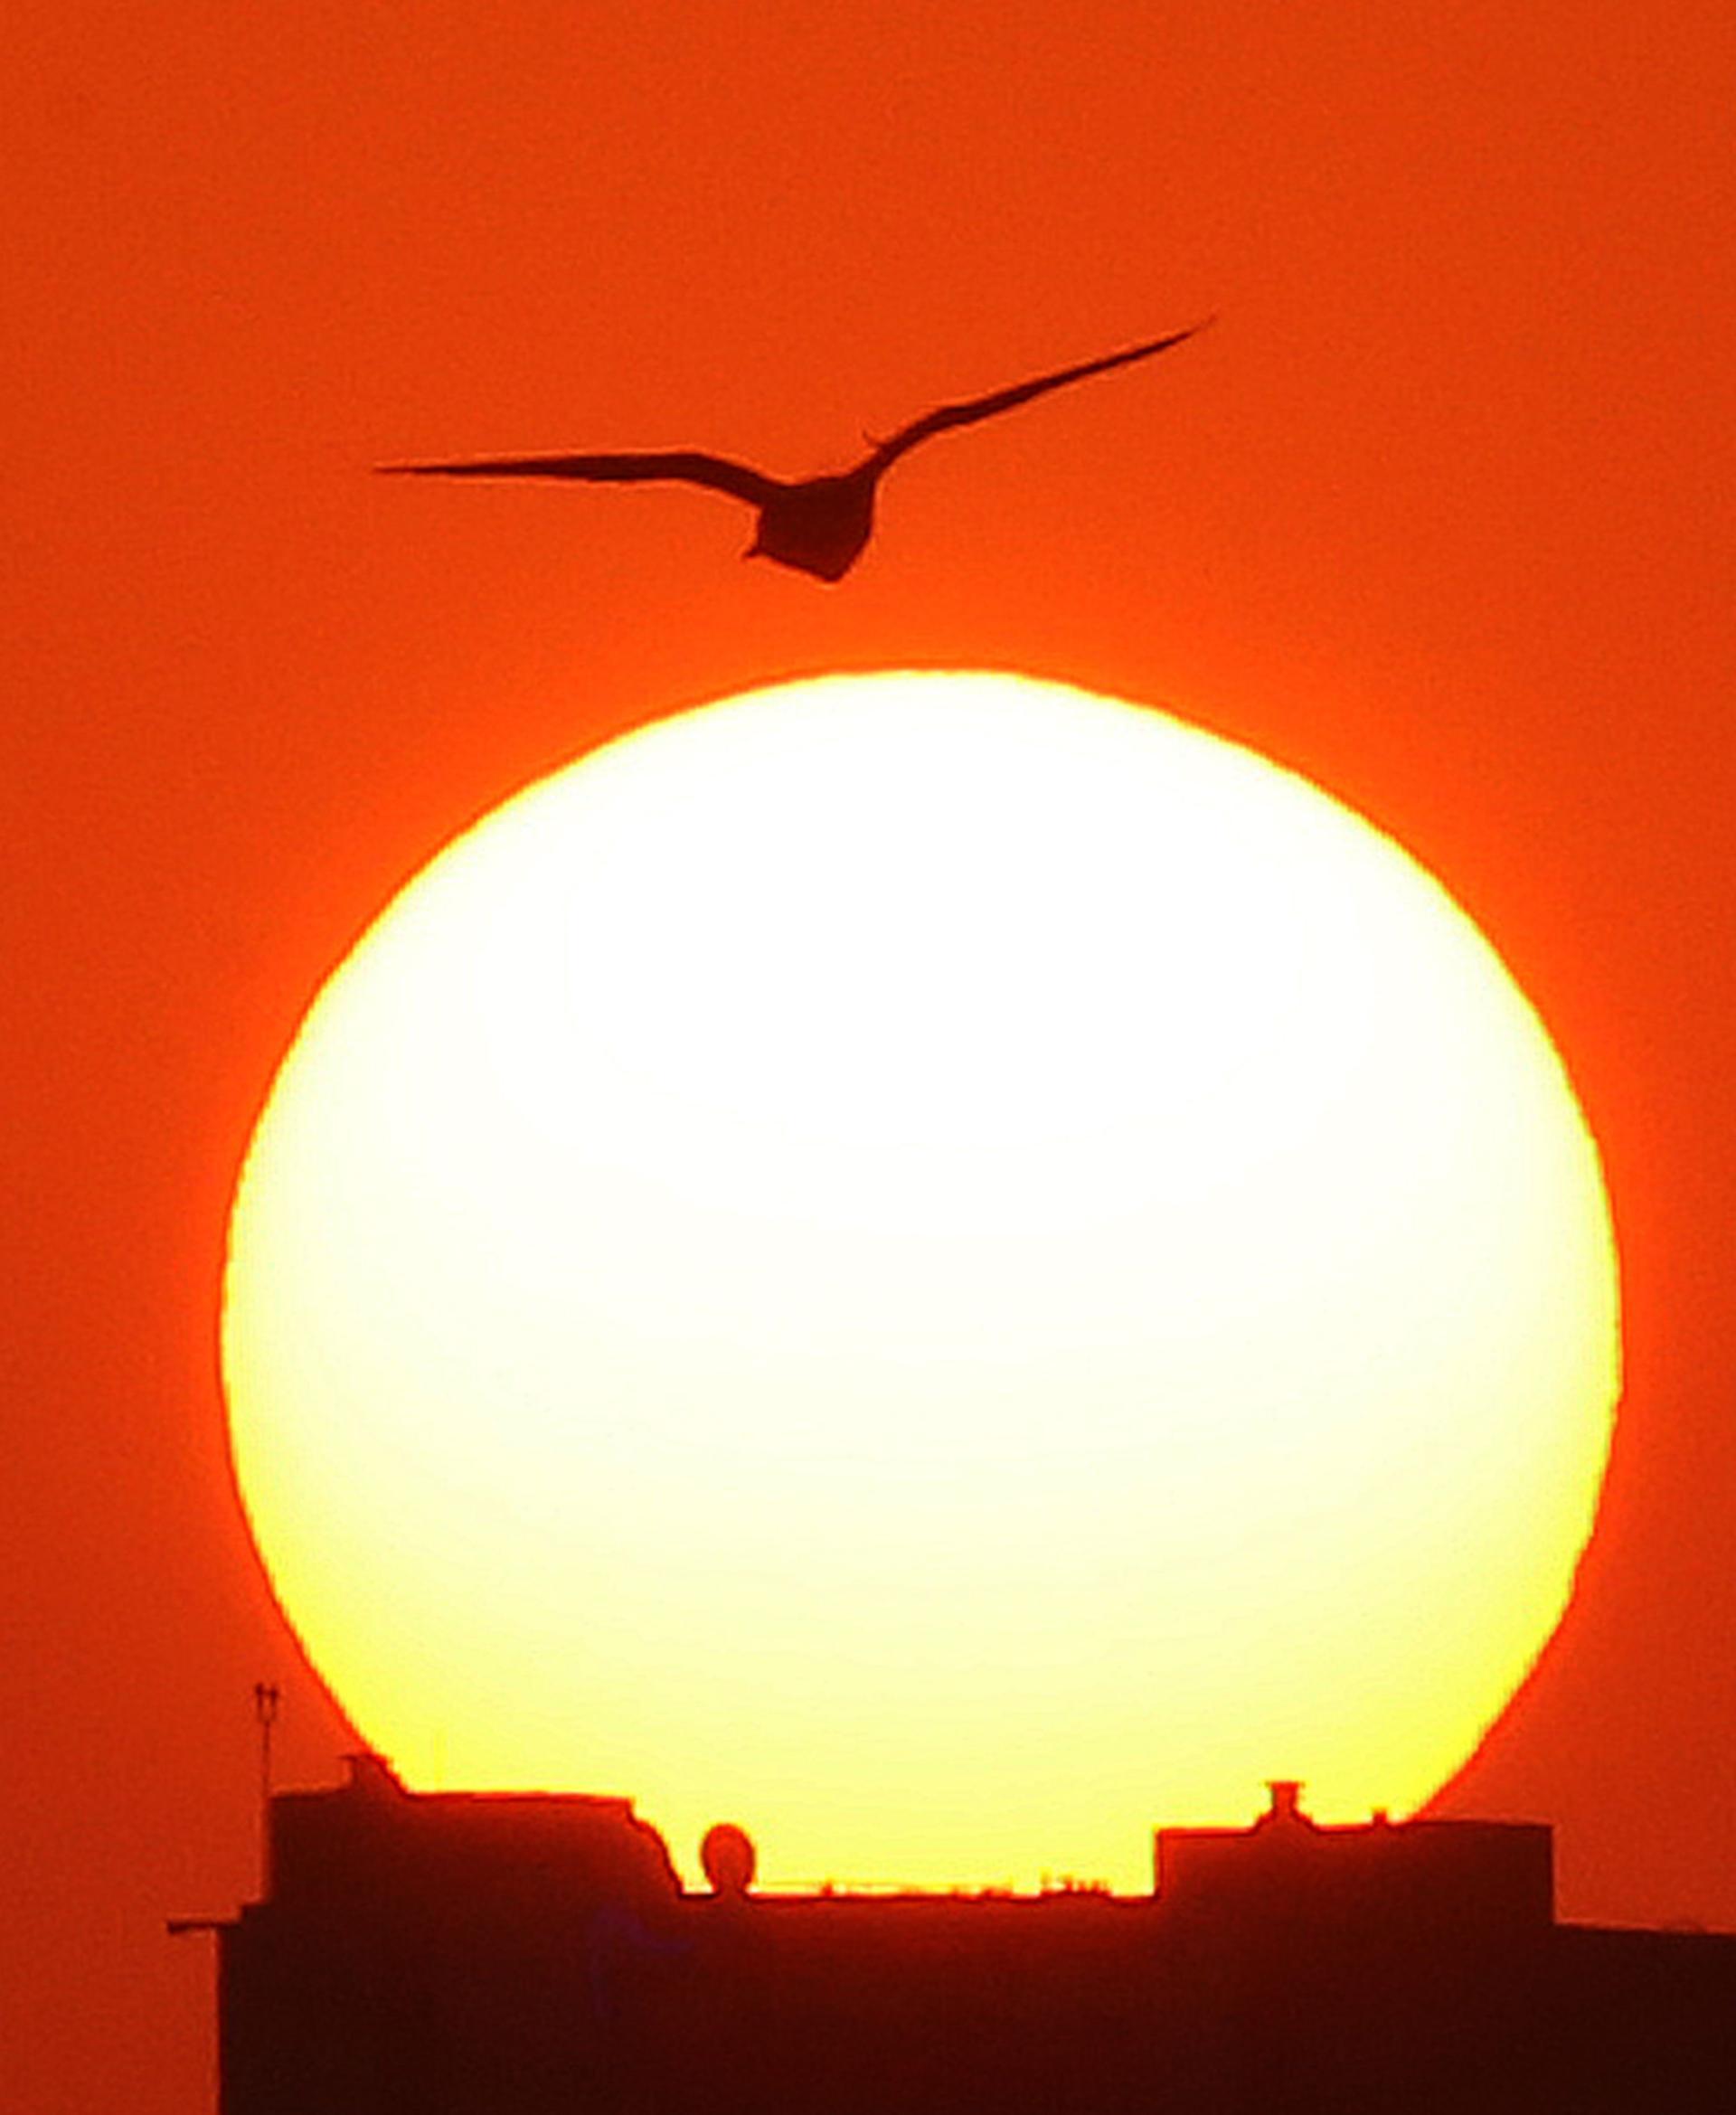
[252,1681,280,1899]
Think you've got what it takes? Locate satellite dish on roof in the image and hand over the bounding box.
[700,1824,757,1898]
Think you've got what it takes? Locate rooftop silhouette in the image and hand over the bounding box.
[197,1759,1736,2114]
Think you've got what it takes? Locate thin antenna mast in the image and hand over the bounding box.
[252,1681,280,1900]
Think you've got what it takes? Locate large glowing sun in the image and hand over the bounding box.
[222,671,1618,1891]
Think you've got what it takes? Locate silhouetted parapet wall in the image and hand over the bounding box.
[1155,1779,1554,1936]
[267,1750,682,1916]
[214,1765,1736,2115]
[224,1754,687,2115]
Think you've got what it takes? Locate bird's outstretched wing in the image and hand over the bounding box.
[870,323,1212,469]
[375,449,782,507]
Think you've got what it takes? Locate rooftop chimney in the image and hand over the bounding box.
[1264,1780,1306,1826]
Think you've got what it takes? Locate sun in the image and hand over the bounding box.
[222,670,1618,1892]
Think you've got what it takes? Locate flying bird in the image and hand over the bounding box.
[377,324,1211,583]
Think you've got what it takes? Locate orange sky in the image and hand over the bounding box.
[5,5,1735,2110]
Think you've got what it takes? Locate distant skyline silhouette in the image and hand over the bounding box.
[377,325,1209,580]
[205,1759,1736,2115]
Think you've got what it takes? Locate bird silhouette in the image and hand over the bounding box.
[377,324,1210,582]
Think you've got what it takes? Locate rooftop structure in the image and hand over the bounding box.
[201,1761,1736,2114]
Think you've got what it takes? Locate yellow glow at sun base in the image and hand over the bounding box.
[223,671,1618,1892]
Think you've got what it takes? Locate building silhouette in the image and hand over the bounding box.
[203,1756,1736,2113]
